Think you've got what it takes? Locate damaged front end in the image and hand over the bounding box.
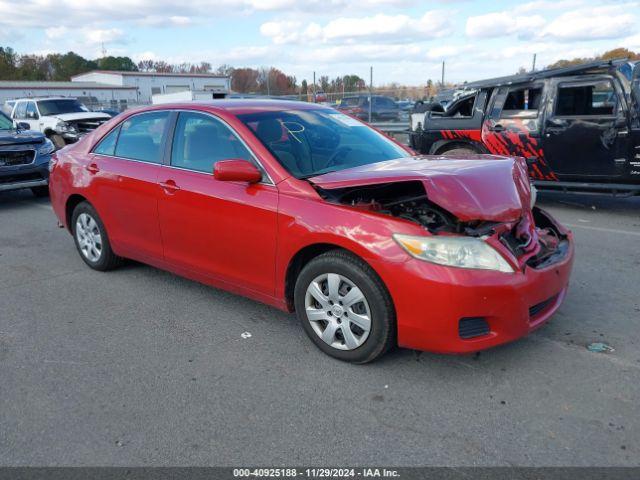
[313,176,569,272]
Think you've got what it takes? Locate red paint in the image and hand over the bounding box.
[49,101,574,354]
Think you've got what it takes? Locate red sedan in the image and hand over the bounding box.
[48,100,574,363]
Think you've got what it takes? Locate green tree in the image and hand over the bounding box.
[97,56,138,71]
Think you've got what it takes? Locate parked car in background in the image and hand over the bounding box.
[410,59,640,195]
[313,91,327,103]
[337,95,400,121]
[93,108,121,118]
[49,100,573,363]
[10,97,111,150]
[0,111,54,196]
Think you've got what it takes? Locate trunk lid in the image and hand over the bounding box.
[308,155,532,223]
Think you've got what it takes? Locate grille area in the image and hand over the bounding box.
[529,295,558,319]
[0,149,36,167]
[459,317,490,339]
[70,119,108,134]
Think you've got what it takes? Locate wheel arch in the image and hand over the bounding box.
[283,242,390,313]
[65,193,89,232]
[431,139,487,155]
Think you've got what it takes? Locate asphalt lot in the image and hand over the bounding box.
[0,188,639,466]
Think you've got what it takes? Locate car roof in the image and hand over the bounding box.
[138,99,333,116]
[14,97,76,102]
[463,58,627,89]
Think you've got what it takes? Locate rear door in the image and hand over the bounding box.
[88,110,170,261]
[542,76,630,178]
[157,111,278,296]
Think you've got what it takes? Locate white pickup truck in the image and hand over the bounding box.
[10,97,111,149]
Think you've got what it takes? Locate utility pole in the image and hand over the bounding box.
[532,53,537,72]
[368,66,373,123]
[441,60,445,89]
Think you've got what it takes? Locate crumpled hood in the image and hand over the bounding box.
[0,129,45,146]
[309,155,532,223]
[54,112,111,122]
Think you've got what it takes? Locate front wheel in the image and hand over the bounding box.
[71,202,123,271]
[49,134,66,150]
[294,250,395,363]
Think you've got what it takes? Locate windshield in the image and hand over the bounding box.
[0,112,13,130]
[38,99,89,116]
[237,108,408,178]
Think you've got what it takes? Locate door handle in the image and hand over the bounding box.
[490,124,504,132]
[86,163,100,174]
[160,180,180,194]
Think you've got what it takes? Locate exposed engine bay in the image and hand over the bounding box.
[315,180,568,269]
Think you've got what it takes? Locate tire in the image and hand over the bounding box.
[71,201,123,271]
[294,250,395,363]
[49,134,66,150]
[31,185,49,197]
[441,147,477,156]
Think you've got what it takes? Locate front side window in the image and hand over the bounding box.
[115,111,169,163]
[26,102,38,119]
[238,108,408,178]
[171,112,254,173]
[500,86,542,119]
[37,99,89,116]
[555,80,617,116]
[93,126,121,156]
[444,95,476,118]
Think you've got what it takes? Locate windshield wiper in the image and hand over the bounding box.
[298,168,341,180]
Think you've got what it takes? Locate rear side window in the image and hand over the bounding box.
[93,126,121,156]
[115,111,169,163]
[555,80,617,116]
[171,112,254,173]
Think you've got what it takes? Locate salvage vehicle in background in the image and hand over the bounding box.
[49,100,573,363]
[0,111,54,196]
[10,97,111,150]
[338,95,400,121]
[409,59,640,196]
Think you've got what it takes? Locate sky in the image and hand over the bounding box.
[1,0,639,86]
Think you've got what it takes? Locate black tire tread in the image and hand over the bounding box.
[295,249,396,364]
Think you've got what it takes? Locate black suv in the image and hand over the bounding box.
[409,60,640,195]
[0,111,54,197]
[338,95,400,122]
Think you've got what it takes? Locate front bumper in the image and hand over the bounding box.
[378,220,575,354]
[0,155,50,192]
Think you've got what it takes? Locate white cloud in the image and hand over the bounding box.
[542,4,638,41]
[466,12,546,39]
[45,26,69,40]
[84,28,127,45]
[261,10,451,45]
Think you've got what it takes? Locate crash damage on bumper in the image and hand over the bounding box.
[309,155,574,353]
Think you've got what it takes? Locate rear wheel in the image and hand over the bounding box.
[71,202,122,271]
[294,250,395,363]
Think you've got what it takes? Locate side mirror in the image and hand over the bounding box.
[17,122,31,130]
[214,159,262,184]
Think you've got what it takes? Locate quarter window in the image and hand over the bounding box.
[93,126,121,156]
[115,111,169,163]
[555,81,617,116]
[170,112,254,174]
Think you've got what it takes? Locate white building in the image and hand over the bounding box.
[71,71,231,104]
[0,81,138,106]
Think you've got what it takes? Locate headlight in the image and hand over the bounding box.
[55,121,75,133]
[393,234,514,273]
[38,138,55,156]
